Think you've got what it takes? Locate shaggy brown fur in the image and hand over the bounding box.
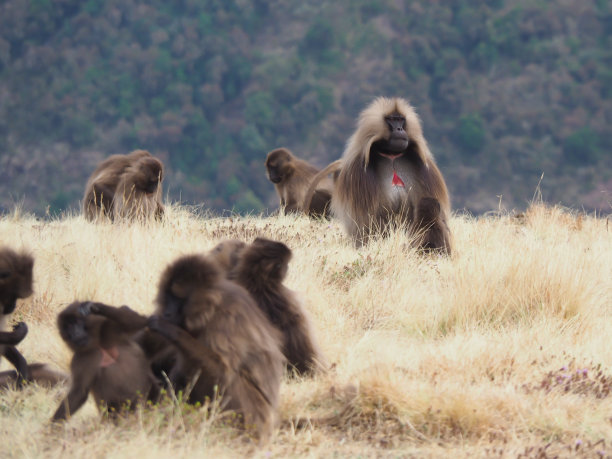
[148,254,284,440]
[305,97,452,252]
[83,149,151,221]
[83,150,164,221]
[112,155,165,221]
[231,238,325,376]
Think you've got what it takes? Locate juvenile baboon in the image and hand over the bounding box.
[0,247,67,388]
[112,155,165,221]
[148,254,284,440]
[265,148,334,218]
[230,238,325,376]
[305,97,452,253]
[83,149,152,221]
[52,301,158,421]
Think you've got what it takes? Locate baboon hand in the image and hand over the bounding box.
[11,322,28,341]
[78,302,94,316]
[147,315,164,332]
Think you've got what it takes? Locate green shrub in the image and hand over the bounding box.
[454,113,486,154]
[563,127,602,165]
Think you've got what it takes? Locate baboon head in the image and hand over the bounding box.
[265,148,294,184]
[133,157,164,194]
[57,302,101,352]
[155,255,222,332]
[238,238,292,284]
[0,249,34,315]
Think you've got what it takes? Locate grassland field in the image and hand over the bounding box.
[0,203,611,458]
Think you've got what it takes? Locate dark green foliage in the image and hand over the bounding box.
[563,127,602,165]
[0,0,610,215]
[455,114,486,155]
[300,19,336,60]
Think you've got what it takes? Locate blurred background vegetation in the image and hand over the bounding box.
[0,0,610,215]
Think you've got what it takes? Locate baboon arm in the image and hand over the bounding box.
[90,303,148,333]
[0,331,24,345]
[3,346,30,381]
[0,322,28,345]
[284,198,299,213]
[137,329,171,361]
[52,357,97,421]
[147,317,225,375]
[52,386,90,421]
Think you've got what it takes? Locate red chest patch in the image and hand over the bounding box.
[392,171,405,187]
[100,347,119,367]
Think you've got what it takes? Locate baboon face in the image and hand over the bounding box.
[384,112,410,152]
[370,112,410,155]
[135,158,164,193]
[0,250,33,315]
[58,303,97,351]
[265,150,293,184]
[159,285,185,327]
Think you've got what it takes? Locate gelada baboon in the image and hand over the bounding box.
[83,150,164,221]
[0,247,67,388]
[230,238,325,376]
[148,253,284,440]
[83,149,150,221]
[265,147,334,218]
[52,301,158,421]
[305,97,452,252]
[113,155,165,221]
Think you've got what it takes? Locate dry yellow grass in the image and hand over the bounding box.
[0,203,611,458]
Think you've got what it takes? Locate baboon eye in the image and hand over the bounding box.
[0,271,10,280]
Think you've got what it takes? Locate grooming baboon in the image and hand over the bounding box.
[112,155,165,221]
[83,149,152,221]
[0,247,67,388]
[148,254,284,440]
[208,239,247,274]
[52,301,158,421]
[305,97,452,253]
[230,238,325,376]
[81,303,176,396]
[265,147,334,218]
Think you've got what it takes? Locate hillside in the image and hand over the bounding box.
[0,205,611,457]
[0,0,611,215]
